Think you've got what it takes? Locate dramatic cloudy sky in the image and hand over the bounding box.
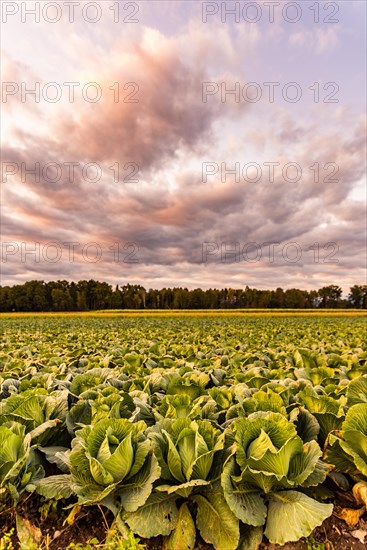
[1,0,366,291]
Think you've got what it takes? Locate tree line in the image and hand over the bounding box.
[0,281,366,311]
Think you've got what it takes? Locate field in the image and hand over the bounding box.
[1,313,367,550]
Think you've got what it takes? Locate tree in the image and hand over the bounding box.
[76,290,88,311]
[318,285,342,308]
[51,288,73,311]
[348,285,367,309]
[1,280,365,311]
[111,285,123,309]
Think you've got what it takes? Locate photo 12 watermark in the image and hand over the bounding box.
[202,82,340,104]
[1,1,140,24]
[1,161,140,184]
[202,241,339,264]
[201,1,340,24]
[202,162,339,184]
[1,81,139,104]
[1,241,141,264]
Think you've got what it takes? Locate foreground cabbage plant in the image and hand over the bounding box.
[35,418,160,513]
[324,402,367,479]
[66,387,137,434]
[124,418,239,550]
[0,388,68,446]
[221,412,333,546]
[0,421,43,503]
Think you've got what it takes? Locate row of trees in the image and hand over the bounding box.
[0,281,366,311]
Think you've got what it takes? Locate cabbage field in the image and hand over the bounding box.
[1,313,367,549]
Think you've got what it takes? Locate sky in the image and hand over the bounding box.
[1,0,366,292]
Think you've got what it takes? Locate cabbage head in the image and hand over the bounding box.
[221,411,333,545]
[35,418,160,513]
[0,421,44,503]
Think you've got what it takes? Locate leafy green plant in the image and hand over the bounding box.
[298,386,346,446]
[0,528,15,550]
[221,412,333,545]
[66,538,100,550]
[65,531,145,550]
[124,418,237,549]
[0,388,68,446]
[324,402,367,479]
[147,417,225,495]
[66,388,136,434]
[104,530,145,549]
[0,422,43,504]
[35,418,160,513]
[305,535,326,550]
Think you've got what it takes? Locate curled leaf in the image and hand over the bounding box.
[333,505,365,528]
[352,481,367,506]
[63,504,82,526]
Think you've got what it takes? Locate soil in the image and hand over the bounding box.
[1,492,366,550]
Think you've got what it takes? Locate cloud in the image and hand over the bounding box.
[289,26,341,54]
[2,98,365,292]
[1,11,366,293]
